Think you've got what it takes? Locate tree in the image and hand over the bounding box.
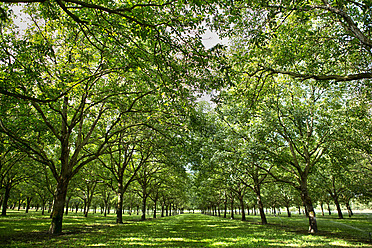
[214,74,349,232]
[75,165,100,218]
[0,0,222,233]
[315,145,356,219]
[31,164,55,215]
[99,123,156,223]
[135,157,167,221]
[221,0,371,89]
[0,19,154,233]
[0,144,29,216]
[338,82,372,203]
[259,81,346,233]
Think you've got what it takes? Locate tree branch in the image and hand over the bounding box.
[264,67,372,82]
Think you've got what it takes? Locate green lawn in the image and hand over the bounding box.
[0,211,371,247]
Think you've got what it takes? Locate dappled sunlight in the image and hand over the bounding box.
[1,212,371,247]
[119,237,143,242]
[221,226,240,229]
[210,241,230,246]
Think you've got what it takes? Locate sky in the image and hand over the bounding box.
[201,28,229,50]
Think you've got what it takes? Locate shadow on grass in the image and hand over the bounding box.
[217,214,372,246]
[0,213,371,247]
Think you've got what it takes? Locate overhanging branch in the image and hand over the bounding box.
[264,67,372,82]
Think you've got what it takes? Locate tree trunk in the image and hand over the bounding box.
[300,184,317,233]
[48,200,53,214]
[161,202,164,217]
[332,194,343,219]
[49,180,69,234]
[239,196,246,221]
[223,200,227,218]
[1,185,11,216]
[25,197,32,213]
[286,205,291,217]
[84,200,90,218]
[65,196,71,216]
[141,195,147,221]
[83,198,87,216]
[304,204,308,217]
[230,196,234,219]
[320,202,324,216]
[254,186,267,225]
[17,199,22,211]
[327,203,331,215]
[41,200,46,215]
[153,200,157,219]
[116,182,124,224]
[345,201,353,217]
[104,194,110,217]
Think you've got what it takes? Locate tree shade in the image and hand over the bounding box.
[0,0,371,235]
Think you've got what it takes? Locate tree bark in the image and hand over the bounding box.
[65,196,71,216]
[286,205,291,217]
[141,195,147,220]
[332,195,343,219]
[300,184,317,233]
[49,179,69,234]
[41,201,46,215]
[345,201,353,217]
[25,197,32,213]
[17,199,22,211]
[153,200,157,219]
[239,196,246,221]
[254,186,267,225]
[223,200,227,218]
[116,181,124,223]
[327,203,331,215]
[104,193,110,217]
[1,184,11,216]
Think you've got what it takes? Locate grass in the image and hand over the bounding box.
[0,210,371,247]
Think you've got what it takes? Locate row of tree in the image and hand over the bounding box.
[0,0,371,235]
[0,147,189,220]
[187,0,372,234]
[0,0,219,234]
[189,79,372,233]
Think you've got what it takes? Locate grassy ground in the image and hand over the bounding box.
[0,210,371,247]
